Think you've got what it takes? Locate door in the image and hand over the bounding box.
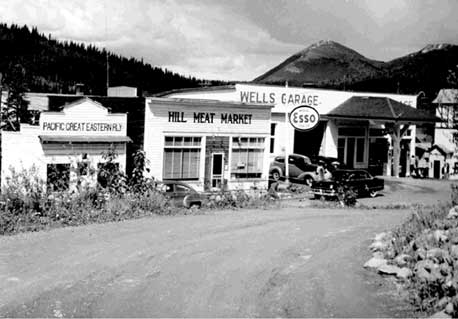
[434,160,441,179]
[346,138,355,169]
[211,153,224,188]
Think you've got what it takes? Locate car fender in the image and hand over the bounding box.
[297,172,316,181]
[269,165,283,176]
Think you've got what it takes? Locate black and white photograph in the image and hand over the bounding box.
[1,0,458,317]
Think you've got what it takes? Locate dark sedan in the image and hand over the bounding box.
[156,181,203,208]
[311,169,384,199]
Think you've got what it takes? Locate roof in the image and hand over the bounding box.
[153,85,236,97]
[147,97,273,109]
[39,135,132,143]
[327,96,439,123]
[429,144,454,155]
[432,89,458,104]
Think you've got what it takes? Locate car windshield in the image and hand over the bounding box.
[332,171,352,181]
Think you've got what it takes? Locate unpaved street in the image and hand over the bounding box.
[1,205,420,318]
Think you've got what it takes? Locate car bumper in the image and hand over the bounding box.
[311,188,338,197]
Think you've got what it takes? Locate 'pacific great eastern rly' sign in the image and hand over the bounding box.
[168,111,253,124]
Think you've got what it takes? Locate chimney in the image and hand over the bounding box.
[75,83,85,95]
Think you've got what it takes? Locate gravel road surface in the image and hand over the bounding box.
[2,206,418,318]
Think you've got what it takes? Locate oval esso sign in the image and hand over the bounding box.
[289,105,320,131]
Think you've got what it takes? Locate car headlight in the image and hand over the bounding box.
[330,185,334,190]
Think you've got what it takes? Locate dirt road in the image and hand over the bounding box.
[1,205,419,318]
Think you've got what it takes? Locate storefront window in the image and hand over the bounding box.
[231,137,265,179]
[47,164,70,191]
[163,136,201,180]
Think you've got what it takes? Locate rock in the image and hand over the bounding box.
[374,232,391,242]
[415,260,444,283]
[394,253,412,267]
[430,310,452,318]
[372,251,385,259]
[377,264,401,276]
[445,302,454,315]
[417,248,427,260]
[427,248,447,262]
[448,206,458,219]
[434,230,449,243]
[396,267,413,279]
[370,240,389,252]
[437,297,450,310]
[450,245,458,260]
[364,257,387,269]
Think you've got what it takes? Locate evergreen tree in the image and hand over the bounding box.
[2,64,30,131]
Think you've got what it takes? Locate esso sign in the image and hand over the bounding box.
[289,105,320,131]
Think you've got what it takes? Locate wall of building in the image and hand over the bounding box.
[144,98,271,191]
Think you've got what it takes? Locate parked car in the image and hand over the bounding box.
[269,153,326,186]
[311,169,384,199]
[156,180,203,208]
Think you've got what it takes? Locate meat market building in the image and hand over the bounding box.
[143,97,272,191]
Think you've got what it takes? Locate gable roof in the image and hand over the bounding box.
[432,89,458,104]
[429,144,454,156]
[326,96,439,123]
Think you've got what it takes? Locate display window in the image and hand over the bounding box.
[231,137,265,179]
[163,136,202,180]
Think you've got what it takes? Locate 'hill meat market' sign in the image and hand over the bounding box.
[168,111,253,124]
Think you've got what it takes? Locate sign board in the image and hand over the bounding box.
[289,105,320,131]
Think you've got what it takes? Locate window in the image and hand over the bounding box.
[163,136,201,180]
[356,138,365,162]
[270,123,276,153]
[231,137,265,179]
[47,164,70,191]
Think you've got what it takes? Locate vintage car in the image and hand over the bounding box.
[269,153,328,186]
[311,169,384,199]
[156,180,203,208]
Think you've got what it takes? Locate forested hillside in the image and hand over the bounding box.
[0,23,223,95]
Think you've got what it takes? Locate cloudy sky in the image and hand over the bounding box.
[2,0,458,81]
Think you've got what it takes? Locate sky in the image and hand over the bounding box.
[2,0,458,81]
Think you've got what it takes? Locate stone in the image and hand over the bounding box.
[377,264,401,276]
[396,267,413,280]
[450,245,458,260]
[372,251,385,259]
[394,253,412,267]
[427,248,447,262]
[364,257,388,269]
[374,232,391,242]
[437,297,450,310]
[447,206,458,219]
[429,310,452,318]
[445,302,454,315]
[369,240,389,252]
[434,230,449,243]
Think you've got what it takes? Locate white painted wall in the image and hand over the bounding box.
[144,98,271,191]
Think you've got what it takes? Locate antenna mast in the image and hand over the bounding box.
[105,0,109,95]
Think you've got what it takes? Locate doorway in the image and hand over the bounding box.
[211,153,224,188]
[434,160,441,179]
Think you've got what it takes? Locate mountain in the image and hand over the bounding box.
[0,23,224,96]
[254,40,384,86]
[254,40,458,96]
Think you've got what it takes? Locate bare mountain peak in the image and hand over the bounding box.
[296,40,365,60]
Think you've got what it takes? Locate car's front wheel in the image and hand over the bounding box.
[369,190,378,198]
[271,170,281,181]
[304,176,314,186]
